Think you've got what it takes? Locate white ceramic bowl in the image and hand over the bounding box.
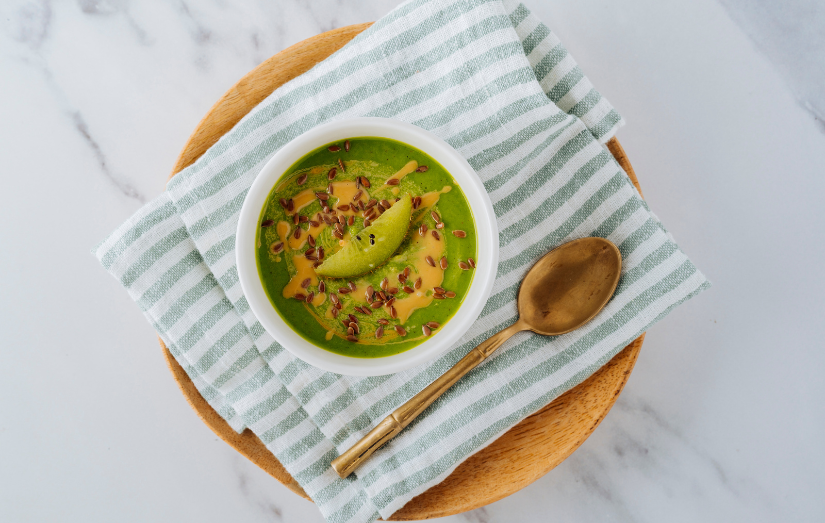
[236,117,498,376]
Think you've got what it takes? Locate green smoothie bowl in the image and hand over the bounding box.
[236,118,498,376]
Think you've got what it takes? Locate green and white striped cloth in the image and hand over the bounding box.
[95,0,709,520]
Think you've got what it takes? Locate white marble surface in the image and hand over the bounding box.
[1,0,824,521]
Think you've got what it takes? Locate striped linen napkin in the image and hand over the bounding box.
[95,0,709,521]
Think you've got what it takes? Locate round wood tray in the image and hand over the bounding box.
[160,23,645,521]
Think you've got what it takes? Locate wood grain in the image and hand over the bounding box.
[159,23,645,520]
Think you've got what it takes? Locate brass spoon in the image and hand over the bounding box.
[331,237,622,478]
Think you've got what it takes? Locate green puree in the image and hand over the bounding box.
[256,137,477,358]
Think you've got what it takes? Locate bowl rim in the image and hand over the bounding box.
[236,117,498,376]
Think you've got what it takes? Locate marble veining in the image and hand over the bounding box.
[1,0,823,521]
[718,0,825,133]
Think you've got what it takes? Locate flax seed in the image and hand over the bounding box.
[440,257,448,270]
[308,235,316,247]
[394,325,406,336]
[436,222,445,229]
[353,190,363,201]
[279,198,288,209]
[319,281,326,294]
[426,321,440,330]
[296,173,308,185]
[417,165,428,172]
[318,246,325,259]
[346,335,358,343]
[293,228,301,239]
[422,325,431,336]
[380,199,391,209]
[414,277,422,289]
[445,291,456,298]
[431,230,440,241]
[390,306,398,319]
[433,287,445,294]
[375,325,383,338]
[403,286,414,294]
[316,192,329,201]
[293,293,306,301]
[300,278,311,288]
[271,242,284,254]
[433,293,445,300]
[386,178,400,186]
[459,261,470,270]
[261,219,274,228]
[338,287,350,294]
[381,277,388,291]
[425,255,435,267]
[337,204,350,211]
[337,158,345,172]
[287,199,294,212]
[306,291,314,303]
[361,176,371,188]
[348,215,354,226]
[328,145,341,152]
[370,301,384,309]
[430,210,440,222]
[452,230,467,238]
[378,318,389,325]
[468,257,476,268]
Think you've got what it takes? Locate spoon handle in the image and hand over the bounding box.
[331,321,526,478]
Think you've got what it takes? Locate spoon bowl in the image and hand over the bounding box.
[519,237,622,336]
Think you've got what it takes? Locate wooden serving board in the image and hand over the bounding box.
[160,23,645,520]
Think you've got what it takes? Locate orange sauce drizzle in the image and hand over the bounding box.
[393,231,445,324]
[329,181,370,215]
[282,256,319,299]
[286,188,319,216]
[384,160,418,186]
[277,221,291,250]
